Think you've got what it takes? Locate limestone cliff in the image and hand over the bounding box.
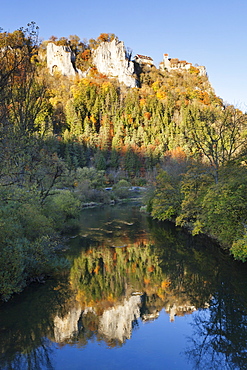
[46,38,207,87]
[92,39,138,88]
[46,39,137,87]
[46,42,83,78]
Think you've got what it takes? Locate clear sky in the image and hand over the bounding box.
[1,0,247,111]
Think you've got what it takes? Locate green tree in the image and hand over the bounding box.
[201,167,247,249]
[183,104,247,183]
[94,150,107,171]
[151,170,182,221]
[124,147,141,177]
[175,163,213,232]
[113,179,131,199]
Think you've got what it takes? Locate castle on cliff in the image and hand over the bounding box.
[46,38,207,87]
[159,53,206,76]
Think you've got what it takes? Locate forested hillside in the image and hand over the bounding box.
[1,23,247,300]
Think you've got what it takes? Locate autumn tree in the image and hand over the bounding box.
[0,23,52,133]
[0,24,64,198]
[183,103,247,183]
[0,23,38,121]
[68,34,80,49]
[97,33,116,43]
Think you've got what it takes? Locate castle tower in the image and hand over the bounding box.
[163,53,170,69]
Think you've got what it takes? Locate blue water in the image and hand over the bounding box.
[1,204,247,370]
[51,310,195,370]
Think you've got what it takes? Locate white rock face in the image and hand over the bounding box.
[47,42,82,77]
[93,39,138,88]
[53,305,82,342]
[98,295,142,343]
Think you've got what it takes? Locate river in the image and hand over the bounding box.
[1,203,247,370]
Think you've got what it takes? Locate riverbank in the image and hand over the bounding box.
[0,183,146,302]
[2,203,247,370]
[146,166,247,263]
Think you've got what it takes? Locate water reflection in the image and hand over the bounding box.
[67,239,203,348]
[0,278,72,370]
[185,270,247,369]
[1,205,247,369]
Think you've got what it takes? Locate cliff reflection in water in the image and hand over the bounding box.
[1,206,247,369]
[63,240,199,347]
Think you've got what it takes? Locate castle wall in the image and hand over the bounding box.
[160,53,207,76]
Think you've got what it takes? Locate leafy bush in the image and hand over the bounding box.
[231,234,247,262]
[43,190,81,231]
[150,171,182,221]
[0,239,28,301]
[0,188,74,301]
[0,236,70,301]
[112,179,131,199]
[25,236,70,278]
[147,164,247,262]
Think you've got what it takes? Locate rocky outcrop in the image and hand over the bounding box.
[46,42,83,78]
[46,39,138,87]
[46,39,207,87]
[92,39,138,88]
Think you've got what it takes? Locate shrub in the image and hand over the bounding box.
[43,190,81,231]
[0,239,28,301]
[231,235,247,262]
[113,179,131,199]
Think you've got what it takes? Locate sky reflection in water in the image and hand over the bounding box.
[51,310,195,370]
[1,203,247,370]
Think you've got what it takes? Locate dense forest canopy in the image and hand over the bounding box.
[1,23,247,300]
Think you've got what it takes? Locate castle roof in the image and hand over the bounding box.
[135,54,153,61]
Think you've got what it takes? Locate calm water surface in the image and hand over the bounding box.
[1,203,247,370]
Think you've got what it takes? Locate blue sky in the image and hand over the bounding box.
[1,0,247,110]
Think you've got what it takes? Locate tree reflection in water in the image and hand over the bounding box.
[68,242,169,346]
[149,218,247,369]
[0,278,72,370]
[185,286,247,369]
[1,338,54,370]
[1,205,247,369]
